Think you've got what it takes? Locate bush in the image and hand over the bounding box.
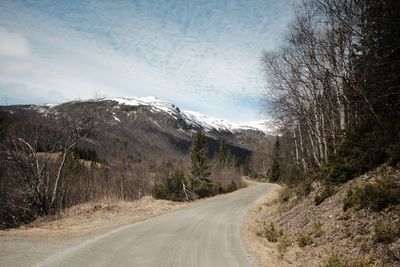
[312,220,324,237]
[387,142,400,167]
[257,222,282,242]
[279,187,292,203]
[315,184,335,205]
[74,147,99,162]
[315,118,400,185]
[321,252,348,267]
[294,178,313,198]
[321,253,373,267]
[373,221,396,244]
[193,179,214,198]
[297,231,313,247]
[278,232,292,257]
[154,169,189,201]
[342,179,400,211]
[342,189,355,212]
[227,181,237,192]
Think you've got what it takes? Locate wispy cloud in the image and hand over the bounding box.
[0,0,295,122]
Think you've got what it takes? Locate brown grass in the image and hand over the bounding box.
[242,165,400,267]
[0,196,188,240]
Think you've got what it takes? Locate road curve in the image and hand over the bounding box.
[37,183,273,267]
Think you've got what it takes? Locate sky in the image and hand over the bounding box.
[0,0,296,122]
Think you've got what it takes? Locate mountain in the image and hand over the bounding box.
[104,96,270,134]
[0,96,273,165]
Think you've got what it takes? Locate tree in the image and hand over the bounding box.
[4,106,95,215]
[262,0,400,184]
[154,168,189,201]
[190,128,212,197]
[218,139,228,168]
[270,137,281,182]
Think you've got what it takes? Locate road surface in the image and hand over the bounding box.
[37,183,273,267]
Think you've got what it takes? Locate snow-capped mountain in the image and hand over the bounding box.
[1,96,274,164]
[104,96,271,134]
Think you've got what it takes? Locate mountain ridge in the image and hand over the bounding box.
[29,96,273,135]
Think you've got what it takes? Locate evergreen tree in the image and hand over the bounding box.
[218,139,228,168]
[243,155,252,177]
[190,128,212,197]
[154,168,188,201]
[270,137,280,182]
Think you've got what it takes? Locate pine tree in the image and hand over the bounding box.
[270,137,280,182]
[190,128,212,197]
[218,139,228,168]
[243,155,252,176]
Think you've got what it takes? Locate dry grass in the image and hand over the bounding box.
[1,177,254,241]
[241,183,298,267]
[242,165,400,267]
[0,196,188,240]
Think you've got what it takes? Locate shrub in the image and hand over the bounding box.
[342,179,400,212]
[74,147,99,162]
[154,169,190,201]
[312,220,324,237]
[227,181,237,192]
[387,142,400,167]
[321,252,348,267]
[342,189,355,212]
[294,178,313,198]
[278,232,292,257]
[257,222,281,242]
[297,231,313,247]
[193,180,214,198]
[279,187,291,203]
[315,184,335,205]
[352,256,374,267]
[373,221,396,244]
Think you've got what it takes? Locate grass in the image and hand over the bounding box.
[257,221,282,242]
[278,232,292,258]
[297,231,313,247]
[320,253,348,267]
[320,252,374,267]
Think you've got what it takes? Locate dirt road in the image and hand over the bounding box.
[4,183,274,267]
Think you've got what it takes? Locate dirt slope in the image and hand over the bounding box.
[243,165,400,267]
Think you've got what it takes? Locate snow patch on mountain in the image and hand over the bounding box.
[108,96,180,118]
[103,96,273,134]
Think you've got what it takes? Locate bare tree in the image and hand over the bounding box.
[4,105,95,215]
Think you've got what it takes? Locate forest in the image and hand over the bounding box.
[261,0,399,190]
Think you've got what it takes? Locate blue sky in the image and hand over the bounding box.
[0,0,295,122]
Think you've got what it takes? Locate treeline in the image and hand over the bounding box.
[0,108,243,229]
[263,0,400,185]
[154,129,243,201]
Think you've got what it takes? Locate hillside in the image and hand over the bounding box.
[0,96,272,165]
[0,96,275,229]
[244,165,400,267]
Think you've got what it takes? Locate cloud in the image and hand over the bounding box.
[0,26,31,58]
[0,0,296,122]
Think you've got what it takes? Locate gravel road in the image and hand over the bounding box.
[34,183,273,267]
